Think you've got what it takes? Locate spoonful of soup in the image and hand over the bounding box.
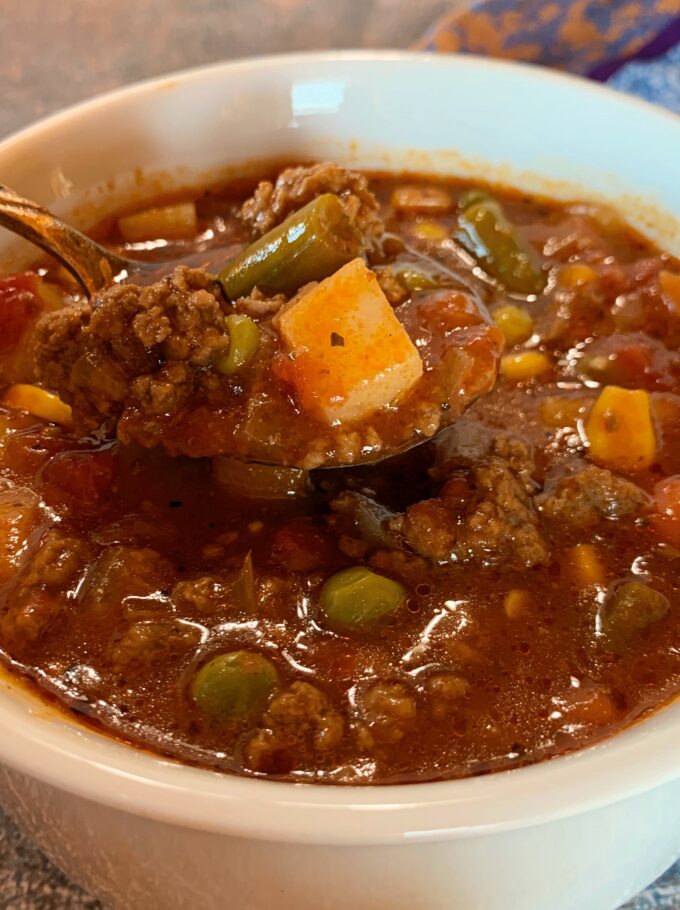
[0,164,507,469]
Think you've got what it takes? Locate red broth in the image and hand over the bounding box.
[0,163,678,784]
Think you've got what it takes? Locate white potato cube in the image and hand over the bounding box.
[276,258,423,424]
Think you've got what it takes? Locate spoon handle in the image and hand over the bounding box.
[0,184,129,295]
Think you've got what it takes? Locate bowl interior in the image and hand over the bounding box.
[0,51,679,844]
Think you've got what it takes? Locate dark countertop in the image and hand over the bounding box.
[0,2,677,907]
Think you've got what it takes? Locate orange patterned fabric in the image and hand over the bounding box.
[418,0,680,74]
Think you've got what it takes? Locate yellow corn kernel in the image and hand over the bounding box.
[504,588,534,619]
[539,396,591,429]
[2,384,72,427]
[410,220,448,241]
[585,385,655,472]
[500,351,551,382]
[118,201,198,242]
[567,544,606,587]
[659,270,680,315]
[492,304,534,347]
[559,264,599,288]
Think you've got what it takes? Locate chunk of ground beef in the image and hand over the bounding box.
[356,681,417,748]
[244,682,344,774]
[35,266,229,433]
[490,435,538,494]
[233,287,288,318]
[395,457,548,568]
[79,546,172,614]
[459,460,548,565]
[0,531,90,653]
[109,620,200,673]
[0,588,62,653]
[171,575,231,614]
[433,422,538,493]
[368,548,430,585]
[22,531,88,588]
[374,267,409,305]
[536,465,650,528]
[424,673,469,721]
[239,163,385,245]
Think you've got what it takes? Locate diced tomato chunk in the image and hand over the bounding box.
[41,449,117,508]
[652,476,680,548]
[609,343,653,387]
[582,334,677,391]
[271,517,340,572]
[0,273,43,351]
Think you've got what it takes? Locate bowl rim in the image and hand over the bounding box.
[0,48,679,846]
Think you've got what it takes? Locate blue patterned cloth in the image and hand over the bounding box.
[622,862,680,909]
[608,42,680,113]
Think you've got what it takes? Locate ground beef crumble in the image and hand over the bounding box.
[356,681,417,748]
[233,287,288,318]
[395,460,548,568]
[35,266,230,433]
[327,431,548,569]
[244,681,344,774]
[0,531,88,652]
[109,620,200,673]
[239,162,385,245]
[22,530,88,589]
[374,266,409,305]
[536,465,650,527]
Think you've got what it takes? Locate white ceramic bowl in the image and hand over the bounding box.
[0,51,679,910]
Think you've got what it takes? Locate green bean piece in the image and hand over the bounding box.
[190,650,279,720]
[456,193,546,295]
[217,314,260,375]
[457,188,493,211]
[394,266,440,293]
[601,581,669,651]
[319,566,406,633]
[220,193,362,299]
[231,552,257,612]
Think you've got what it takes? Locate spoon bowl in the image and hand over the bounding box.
[1,182,502,469]
[0,183,241,293]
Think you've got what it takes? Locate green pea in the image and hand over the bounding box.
[319,566,406,633]
[216,314,260,375]
[190,650,278,720]
[601,581,669,651]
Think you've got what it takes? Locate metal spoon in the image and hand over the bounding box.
[0,183,500,470]
[0,184,153,294]
[0,184,237,294]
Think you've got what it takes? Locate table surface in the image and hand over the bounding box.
[0,1,677,907]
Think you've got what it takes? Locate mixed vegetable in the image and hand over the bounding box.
[0,162,677,785]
